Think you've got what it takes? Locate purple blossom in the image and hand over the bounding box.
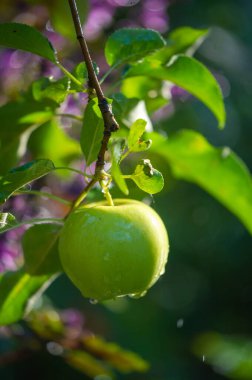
[107,0,140,6]
[60,93,87,116]
[0,228,24,273]
[60,308,85,328]
[85,0,168,41]
[171,85,190,99]
[84,4,116,41]
[141,0,169,33]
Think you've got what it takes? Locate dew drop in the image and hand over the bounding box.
[176,318,184,328]
[221,147,231,159]
[129,290,147,299]
[159,267,166,276]
[46,341,64,356]
[150,194,155,204]
[89,298,98,305]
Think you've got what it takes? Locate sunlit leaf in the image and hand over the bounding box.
[0,23,57,62]
[150,26,209,63]
[121,76,167,114]
[70,61,99,92]
[22,224,62,275]
[111,93,140,129]
[72,62,88,82]
[0,98,54,174]
[70,62,88,91]
[127,119,151,152]
[0,159,55,204]
[105,28,165,67]
[133,139,152,152]
[0,213,18,233]
[120,27,208,114]
[126,55,225,128]
[32,77,70,105]
[80,98,104,166]
[128,119,146,149]
[110,139,129,195]
[0,269,55,326]
[129,159,164,194]
[28,120,81,167]
[150,130,252,233]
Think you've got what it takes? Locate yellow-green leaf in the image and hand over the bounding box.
[0,269,55,326]
[151,130,252,233]
[126,55,226,128]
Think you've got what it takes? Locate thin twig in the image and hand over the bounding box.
[71,178,97,210]
[68,0,119,174]
[68,0,103,99]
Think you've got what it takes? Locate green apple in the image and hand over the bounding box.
[59,199,169,301]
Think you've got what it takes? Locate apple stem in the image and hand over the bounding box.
[100,180,114,206]
[71,178,97,210]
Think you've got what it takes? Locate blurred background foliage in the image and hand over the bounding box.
[0,0,252,379]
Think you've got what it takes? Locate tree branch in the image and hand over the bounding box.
[68,0,119,174]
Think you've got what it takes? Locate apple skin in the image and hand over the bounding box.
[59,199,169,301]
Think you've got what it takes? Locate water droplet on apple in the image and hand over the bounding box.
[159,267,165,276]
[129,290,147,299]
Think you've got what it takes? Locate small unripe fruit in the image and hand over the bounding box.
[59,199,169,301]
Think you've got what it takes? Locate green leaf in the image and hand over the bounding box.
[127,119,152,152]
[151,130,252,233]
[128,119,147,149]
[0,100,54,143]
[105,28,165,67]
[168,26,208,52]
[0,213,18,233]
[70,62,99,92]
[132,139,152,152]
[150,26,209,64]
[0,98,54,174]
[0,269,55,326]
[0,159,55,204]
[47,0,88,40]
[126,55,225,128]
[28,120,81,167]
[22,224,62,275]
[121,76,167,114]
[120,27,209,114]
[110,139,129,195]
[32,77,70,105]
[80,98,104,166]
[129,159,164,194]
[0,23,57,63]
[111,93,140,128]
[70,62,88,91]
